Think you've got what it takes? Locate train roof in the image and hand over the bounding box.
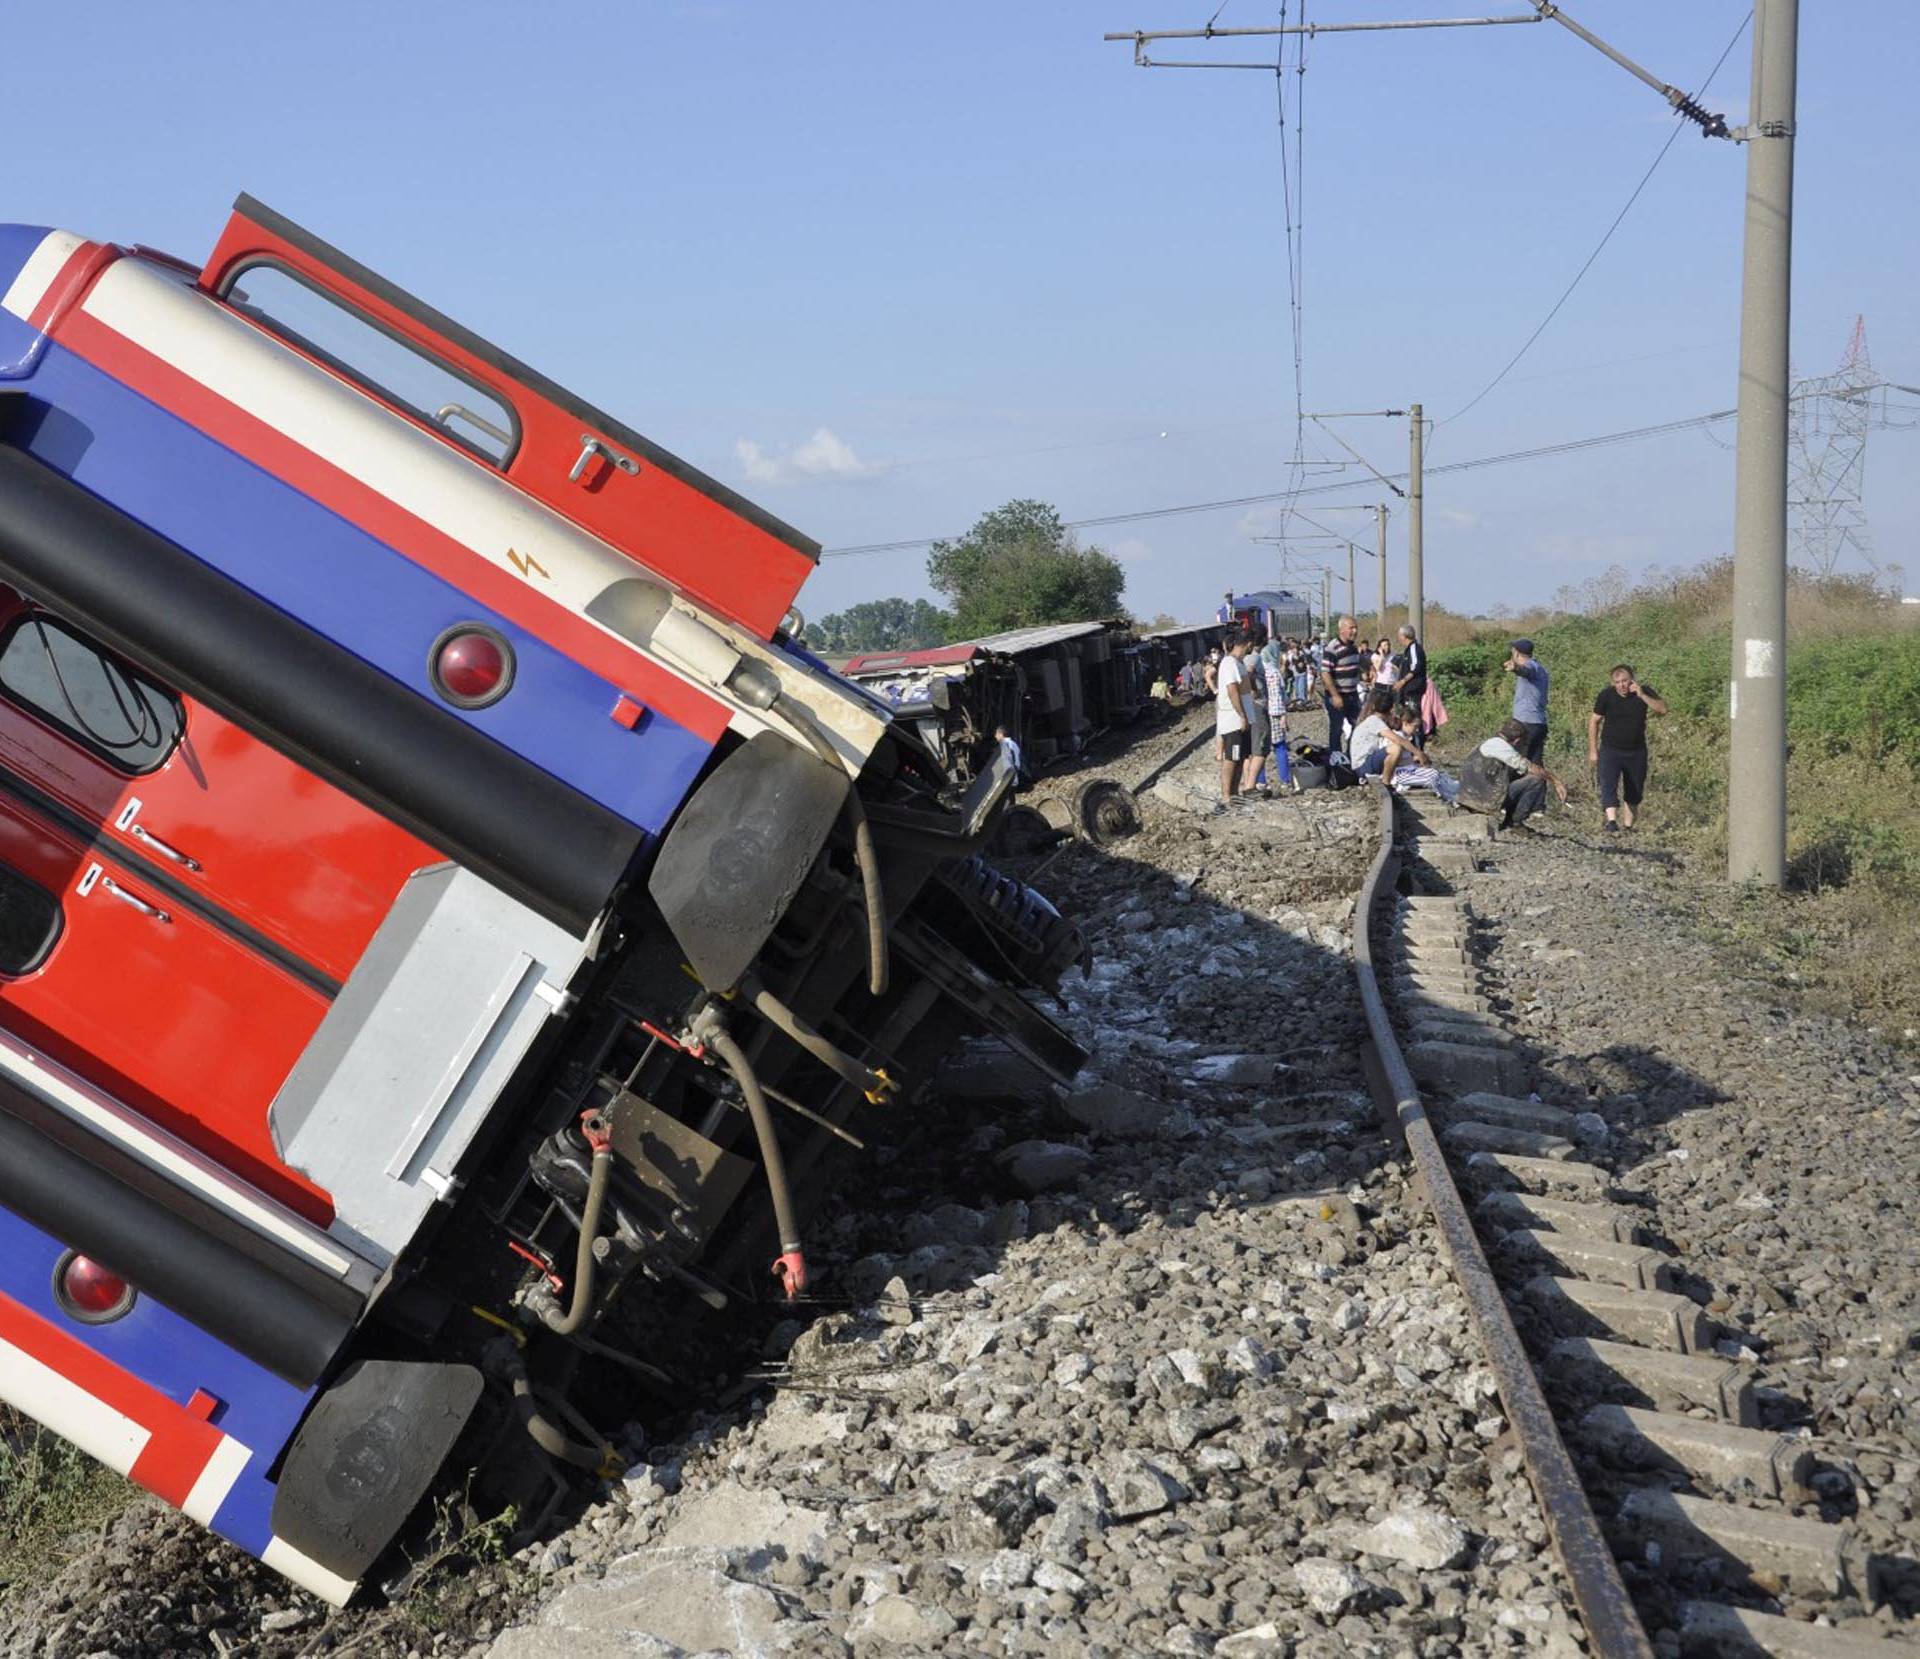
[1140,620,1228,639]
[963,619,1116,654]
[839,643,984,676]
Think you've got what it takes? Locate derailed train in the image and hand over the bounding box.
[0,197,1089,1600]
[840,617,1227,785]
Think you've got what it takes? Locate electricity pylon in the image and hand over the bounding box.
[1788,317,1915,580]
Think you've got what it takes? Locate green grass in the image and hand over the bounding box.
[1426,561,1920,1042]
[0,1406,136,1600]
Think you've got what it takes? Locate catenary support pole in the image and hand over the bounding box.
[1728,0,1797,888]
[1347,542,1357,619]
[1376,504,1389,634]
[1408,405,1425,640]
[1322,570,1332,632]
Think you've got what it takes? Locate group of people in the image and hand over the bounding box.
[1313,616,1431,757]
[1206,625,1296,803]
[1203,619,1670,834]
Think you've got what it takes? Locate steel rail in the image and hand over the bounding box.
[1350,784,1652,1659]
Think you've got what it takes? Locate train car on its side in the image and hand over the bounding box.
[842,617,1228,786]
[0,197,1086,1601]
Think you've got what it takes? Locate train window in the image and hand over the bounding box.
[0,861,61,976]
[225,262,519,466]
[0,617,184,775]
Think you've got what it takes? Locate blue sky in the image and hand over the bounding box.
[7,2,1915,622]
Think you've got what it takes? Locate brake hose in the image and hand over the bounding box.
[738,974,895,1104]
[543,1110,613,1338]
[775,697,889,999]
[707,1024,807,1298]
[502,1348,618,1475]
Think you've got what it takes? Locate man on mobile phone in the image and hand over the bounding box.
[1587,663,1668,832]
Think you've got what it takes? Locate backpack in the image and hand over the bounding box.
[1457,748,1512,815]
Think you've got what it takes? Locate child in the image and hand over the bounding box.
[1383,703,1457,804]
[1265,646,1296,793]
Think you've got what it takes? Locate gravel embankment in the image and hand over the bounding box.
[1448,816,1920,1636]
[477,757,1586,1658]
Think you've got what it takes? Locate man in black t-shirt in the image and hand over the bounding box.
[1319,615,1365,756]
[1587,663,1669,832]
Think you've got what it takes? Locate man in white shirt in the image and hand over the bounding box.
[1458,718,1568,830]
[994,724,1024,788]
[1215,631,1254,804]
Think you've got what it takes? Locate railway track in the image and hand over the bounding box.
[1354,785,1914,1657]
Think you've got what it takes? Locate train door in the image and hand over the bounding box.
[0,788,333,1219]
[0,596,438,988]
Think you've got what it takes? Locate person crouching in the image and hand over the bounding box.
[1457,717,1567,831]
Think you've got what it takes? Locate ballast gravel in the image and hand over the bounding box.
[478,752,1588,1658]
[1441,816,1920,1641]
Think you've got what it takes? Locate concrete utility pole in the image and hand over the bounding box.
[1408,405,1426,640]
[1376,504,1390,634]
[1727,0,1798,888]
[1292,504,1392,637]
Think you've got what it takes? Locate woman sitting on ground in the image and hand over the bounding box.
[1347,687,1398,777]
[1379,701,1458,803]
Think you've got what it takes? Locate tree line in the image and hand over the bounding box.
[804,499,1128,655]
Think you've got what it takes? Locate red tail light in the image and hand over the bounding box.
[54,1252,135,1323]
[430,624,514,708]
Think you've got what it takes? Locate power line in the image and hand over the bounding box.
[1274,0,1311,544]
[1437,11,1753,427]
[821,405,1741,557]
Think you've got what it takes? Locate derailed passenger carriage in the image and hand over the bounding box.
[0,198,1086,1599]
[842,618,1226,786]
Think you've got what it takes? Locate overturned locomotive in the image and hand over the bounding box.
[0,198,1085,1599]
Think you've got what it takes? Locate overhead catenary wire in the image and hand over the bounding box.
[1274,0,1312,545]
[1438,11,1754,426]
[821,404,1748,557]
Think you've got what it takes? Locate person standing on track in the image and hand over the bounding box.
[1319,615,1365,758]
[1264,633,1295,793]
[1215,630,1254,805]
[1392,624,1429,737]
[994,724,1026,791]
[1241,625,1273,798]
[1587,663,1668,832]
[1504,638,1550,765]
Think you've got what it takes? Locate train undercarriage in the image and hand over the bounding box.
[276,717,1090,1580]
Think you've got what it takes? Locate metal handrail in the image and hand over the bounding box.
[1351,783,1652,1659]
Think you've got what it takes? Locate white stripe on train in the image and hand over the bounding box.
[260,1537,358,1606]
[77,257,883,768]
[0,1330,355,1605]
[0,230,86,323]
[0,1028,365,1282]
[0,1329,149,1476]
